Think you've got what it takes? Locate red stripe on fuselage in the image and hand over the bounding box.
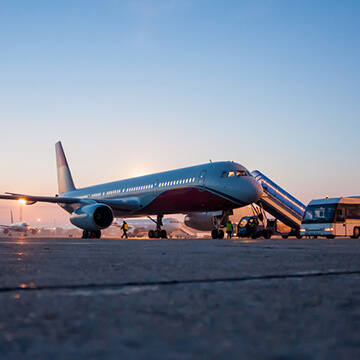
[140,187,238,215]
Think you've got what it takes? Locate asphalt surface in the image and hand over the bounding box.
[0,236,359,360]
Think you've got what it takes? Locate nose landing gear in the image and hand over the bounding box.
[211,228,224,239]
[211,210,232,239]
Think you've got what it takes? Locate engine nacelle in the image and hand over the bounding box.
[70,204,114,231]
[3,228,9,235]
[184,211,229,231]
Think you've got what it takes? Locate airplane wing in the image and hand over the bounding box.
[0,225,10,229]
[0,193,141,212]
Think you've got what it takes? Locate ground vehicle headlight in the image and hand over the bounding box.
[300,229,306,232]
[324,228,334,232]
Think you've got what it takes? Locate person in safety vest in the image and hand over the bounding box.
[226,221,233,239]
[121,220,128,238]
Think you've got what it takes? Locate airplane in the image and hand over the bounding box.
[0,210,37,236]
[113,217,182,238]
[0,141,263,239]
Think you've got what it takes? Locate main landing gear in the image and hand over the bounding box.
[148,215,167,239]
[82,230,101,239]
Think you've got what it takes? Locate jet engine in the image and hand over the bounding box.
[184,211,229,231]
[70,204,114,231]
[3,228,9,235]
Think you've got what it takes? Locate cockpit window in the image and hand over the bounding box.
[226,170,249,177]
[222,170,250,178]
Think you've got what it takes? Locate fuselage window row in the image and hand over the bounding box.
[99,176,199,197]
[159,177,196,188]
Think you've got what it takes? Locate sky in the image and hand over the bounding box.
[0,0,360,226]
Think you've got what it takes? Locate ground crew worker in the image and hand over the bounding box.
[226,221,233,239]
[121,220,128,239]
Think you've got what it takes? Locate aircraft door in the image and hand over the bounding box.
[199,170,207,185]
[198,170,207,191]
[153,180,159,197]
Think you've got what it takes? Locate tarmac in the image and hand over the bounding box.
[0,236,359,360]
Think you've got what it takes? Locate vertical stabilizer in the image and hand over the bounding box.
[55,141,76,194]
[10,210,14,224]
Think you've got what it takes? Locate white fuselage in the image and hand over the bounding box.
[60,161,263,218]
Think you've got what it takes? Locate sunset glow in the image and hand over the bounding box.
[0,1,359,226]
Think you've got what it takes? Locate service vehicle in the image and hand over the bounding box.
[300,197,360,239]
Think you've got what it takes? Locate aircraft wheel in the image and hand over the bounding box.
[94,230,101,239]
[148,230,154,238]
[211,229,218,239]
[82,230,90,238]
[160,230,167,239]
[218,230,224,239]
[154,230,161,238]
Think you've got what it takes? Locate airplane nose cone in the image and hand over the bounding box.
[241,178,263,204]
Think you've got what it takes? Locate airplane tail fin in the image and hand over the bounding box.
[55,141,76,194]
[10,210,14,224]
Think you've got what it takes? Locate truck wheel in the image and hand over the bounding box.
[350,227,360,239]
[263,230,272,239]
[281,235,288,239]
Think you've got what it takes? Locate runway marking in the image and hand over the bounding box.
[0,270,359,294]
[0,241,102,245]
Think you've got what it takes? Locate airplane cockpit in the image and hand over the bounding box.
[221,170,252,178]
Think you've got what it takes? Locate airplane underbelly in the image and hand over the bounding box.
[137,187,238,215]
